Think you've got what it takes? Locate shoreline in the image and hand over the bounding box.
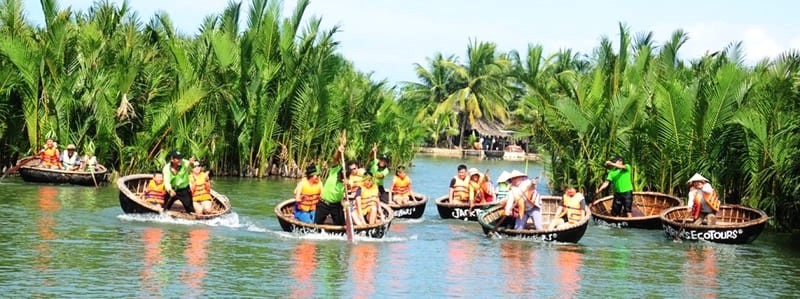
[416,147,542,162]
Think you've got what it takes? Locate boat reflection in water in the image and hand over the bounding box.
[182,229,210,297]
[140,227,165,297]
[34,186,60,291]
[500,241,539,295]
[351,243,379,299]
[387,224,408,291]
[291,242,318,298]
[555,246,583,298]
[683,246,719,298]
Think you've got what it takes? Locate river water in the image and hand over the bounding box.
[0,156,798,298]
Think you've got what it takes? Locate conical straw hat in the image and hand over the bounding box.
[687,173,709,184]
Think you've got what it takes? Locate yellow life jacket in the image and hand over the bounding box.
[562,194,584,224]
[392,175,411,197]
[359,185,380,215]
[692,189,720,218]
[191,172,212,202]
[349,173,364,193]
[469,181,482,203]
[144,180,166,204]
[451,176,470,202]
[296,178,322,212]
[42,147,59,166]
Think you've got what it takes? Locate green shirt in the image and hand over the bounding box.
[370,159,389,186]
[321,165,345,204]
[606,164,634,193]
[163,159,191,191]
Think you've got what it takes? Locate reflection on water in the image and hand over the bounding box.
[446,227,474,297]
[387,224,408,291]
[34,186,59,290]
[500,241,534,295]
[351,243,379,299]
[683,246,719,298]
[182,229,210,298]
[291,242,318,298]
[555,246,583,298]
[140,228,164,297]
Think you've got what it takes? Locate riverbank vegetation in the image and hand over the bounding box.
[1,1,797,228]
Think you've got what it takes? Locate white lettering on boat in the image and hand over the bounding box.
[663,224,744,241]
[595,219,628,228]
[514,233,558,242]
[394,208,415,217]
[451,208,480,219]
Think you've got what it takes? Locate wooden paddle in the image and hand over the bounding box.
[0,156,37,181]
[339,130,354,243]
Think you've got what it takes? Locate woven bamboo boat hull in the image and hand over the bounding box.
[590,192,683,229]
[660,205,768,244]
[18,156,109,186]
[118,174,232,220]
[478,196,591,243]
[435,195,505,221]
[388,193,428,219]
[274,198,393,239]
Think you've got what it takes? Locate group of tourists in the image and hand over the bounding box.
[143,151,216,215]
[290,145,418,225]
[447,164,495,208]
[38,138,98,172]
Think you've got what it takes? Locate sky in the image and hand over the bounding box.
[21,0,800,84]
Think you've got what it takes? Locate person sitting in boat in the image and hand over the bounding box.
[38,138,61,169]
[315,146,348,226]
[478,171,494,203]
[347,164,365,200]
[163,150,196,214]
[369,146,391,203]
[686,173,719,225]
[144,173,167,211]
[80,148,98,173]
[390,165,414,205]
[293,164,322,224]
[449,164,470,203]
[548,186,586,230]
[503,170,543,230]
[190,162,214,215]
[467,168,485,210]
[354,172,380,225]
[494,171,512,202]
[60,144,81,171]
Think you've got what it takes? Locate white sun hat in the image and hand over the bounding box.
[687,173,709,184]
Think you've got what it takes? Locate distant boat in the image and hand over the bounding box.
[477,196,591,243]
[590,192,683,229]
[388,193,429,219]
[435,195,505,221]
[118,174,232,220]
[660,205,768,244]
[18,156,109,186]
[274,198,394,238]
[483,150,505,160]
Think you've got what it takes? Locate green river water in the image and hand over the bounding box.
[0,156,798,298]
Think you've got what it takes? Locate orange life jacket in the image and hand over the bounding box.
[41,147,59,167]
[359,185,380,215]
[480,181,494,202]
[144,180,166,204]
[451,176,470,202]
[561,194,584,224]
[513,188,539,218]
[692,189,720,218]
[469,181,483,203]
[392,175,411,197]
[296,178,322,212]
[191,172,212,202]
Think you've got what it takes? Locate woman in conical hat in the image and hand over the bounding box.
[686,173,719,225]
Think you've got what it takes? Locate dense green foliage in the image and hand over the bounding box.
[0,0,423,177]
[404,25,800,230]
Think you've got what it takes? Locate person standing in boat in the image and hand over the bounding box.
[60,144,81,171]
[354,172,380,225]
[369,146,391,203]
[596,156,634,218]
[503,170,543,230]
[390,166,414,205]
[162,150,196,214]
[190,162,214,215]
[293,164,322,224]
[39,138,61,169]
[144,173,167,211]
[548,186,587,230]
[315,146,348,225]
[449,164,470,203]
[686,173,719,225]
